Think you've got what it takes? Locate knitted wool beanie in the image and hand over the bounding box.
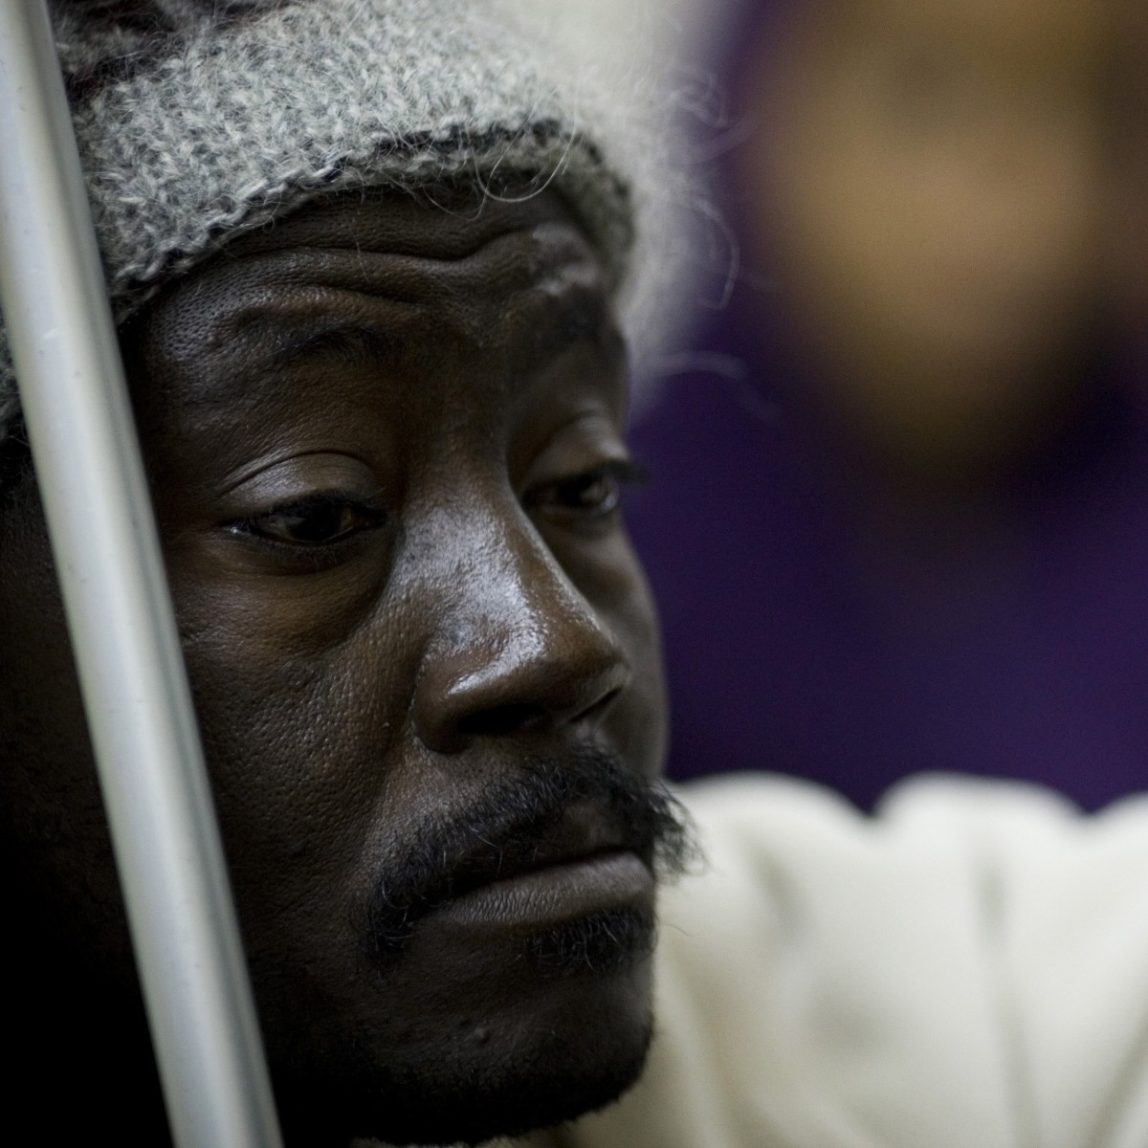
[0,0,657,449]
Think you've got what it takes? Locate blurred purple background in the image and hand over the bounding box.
[626,0,1148,810]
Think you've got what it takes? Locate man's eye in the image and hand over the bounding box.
[230,495,387,547]
[527,460,646,520]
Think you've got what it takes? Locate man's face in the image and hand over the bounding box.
[0,192,672,1144]
[749,0,1111,476]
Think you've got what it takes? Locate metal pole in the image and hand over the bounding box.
[0,5,284,1146]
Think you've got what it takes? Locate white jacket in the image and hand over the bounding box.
[528,775,1148,1148]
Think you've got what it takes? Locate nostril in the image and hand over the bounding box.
[576,684,622,728]
[413,573,632,754]
[456,703,548,740]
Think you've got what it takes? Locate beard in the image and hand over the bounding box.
[272,748,696,1148]
[361,745,695,967]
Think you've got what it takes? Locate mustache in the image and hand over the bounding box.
[361,746,695,960]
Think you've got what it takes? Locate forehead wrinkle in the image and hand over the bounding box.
[224,290,426,370]
[439,220,617,369]
[171,286,431,413]
[214,217,600,305]
[158,219,614,413]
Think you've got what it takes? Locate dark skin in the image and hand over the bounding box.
[0,190,671,1146]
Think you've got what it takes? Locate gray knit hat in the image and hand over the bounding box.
[0,0,655,448]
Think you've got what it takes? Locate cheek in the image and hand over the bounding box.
[191,654,359,827]
[580,535,666,779]
[172,591,405,949]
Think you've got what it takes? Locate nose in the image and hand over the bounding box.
[411,510,631,755]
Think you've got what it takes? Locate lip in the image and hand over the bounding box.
[431,797,655,900]
[430,849,654,929]
[363,794,662,955]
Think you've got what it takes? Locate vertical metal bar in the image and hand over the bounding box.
[0,5,284,1146]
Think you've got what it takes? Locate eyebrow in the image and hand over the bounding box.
[176,300,425,411]
[176,255,620,415]
[252,316,403,372]
[235,279,616,375]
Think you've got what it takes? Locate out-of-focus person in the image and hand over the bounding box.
[748,0,1109,480]
[628,0,1147,808]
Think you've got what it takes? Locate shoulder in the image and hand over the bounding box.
[547,774,1148,1148]
[671,773,1148,942]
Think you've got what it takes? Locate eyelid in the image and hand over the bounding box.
[596,458,647,486]
[224,489,389,550]
[525,457,646,495]
[523,458,648,522]
[217,450,381,502]
[252,488,388,513]
[224,486,386,520]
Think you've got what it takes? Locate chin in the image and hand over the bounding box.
[351,1008,654,1147]
[274,929,656,1147]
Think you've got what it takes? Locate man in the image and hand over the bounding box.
[4,3,1148,1148]
[0,1,690,1144]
